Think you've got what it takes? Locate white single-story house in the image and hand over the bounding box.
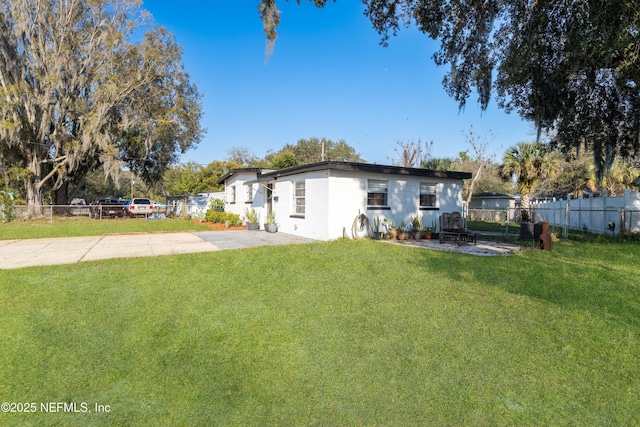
[217,161,472,241]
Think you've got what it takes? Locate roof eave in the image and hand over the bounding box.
[260,161,472,180]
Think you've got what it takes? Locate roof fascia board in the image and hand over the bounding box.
[259,161,472,180]
[217,168,274,185]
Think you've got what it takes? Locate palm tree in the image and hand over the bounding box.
[604,159,639,196]
[499,142,557,211]
[421,157,455,170]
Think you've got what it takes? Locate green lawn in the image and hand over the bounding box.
[467,219,509,233]
[0,217,212,239]
[1,239,639,425]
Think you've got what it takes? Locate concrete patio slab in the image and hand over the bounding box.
[385,238,521,256]
[193,230,317,249]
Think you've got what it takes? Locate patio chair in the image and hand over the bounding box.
[439,211,477,245]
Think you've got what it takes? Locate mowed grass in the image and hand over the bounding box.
[0,217,212,239]
[1,239,639,426]
[467,220,509,233]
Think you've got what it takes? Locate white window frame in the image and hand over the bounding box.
[367,179,388,207]
[245,184,253,203]
[293,180,305,216]
[419,182,437,208]
[230,186,236,204]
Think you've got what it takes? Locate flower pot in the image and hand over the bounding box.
[265,223,277,233]
[383,233,392,240]
[372,231,384,240]
[389,227,398,238]
[397,232,407,241]
[424,232,432,240]
[247,222,260,230]
[413,231,423,240]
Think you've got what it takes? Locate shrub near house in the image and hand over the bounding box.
[204,209,243,227]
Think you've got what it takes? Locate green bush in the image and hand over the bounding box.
[204,209,242,226]
[210,198,225,211]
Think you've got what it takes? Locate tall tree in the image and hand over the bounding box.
[0,0,203,216]
[163,160,241,195]
[260,0,640,183]
[499,142,557,210]
[459,127,495,205]
[265,137,364,165]
[421,157,454,171]
[226,146,262,167]
[536,151,640,198]
[392,139,432,168]
[267,149,298,169]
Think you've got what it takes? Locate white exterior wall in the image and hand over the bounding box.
[369,173,464,232]
[277,170,465,240]
[223,171,267,225]
[224,168,467,240]
[326,172,366,239]
[271,171,331,240]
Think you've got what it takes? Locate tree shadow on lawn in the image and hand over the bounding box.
[407,244,640,328]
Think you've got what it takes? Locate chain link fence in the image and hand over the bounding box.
[9,204,92,221]
[1,204,167,221]
[467,206,640,239]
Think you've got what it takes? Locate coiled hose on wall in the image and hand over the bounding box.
[351,213,372,239]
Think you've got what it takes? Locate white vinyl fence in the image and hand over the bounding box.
[531,189,640,237]
[467,189,640,238]
[166,192,224,220]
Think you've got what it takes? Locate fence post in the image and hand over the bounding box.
[505,208,510,238]
[577,195,582,232]
[563,204,569,239]
[602,190,609,234]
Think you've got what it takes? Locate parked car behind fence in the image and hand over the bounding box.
[89,198,126,219]
[125,198,154,217]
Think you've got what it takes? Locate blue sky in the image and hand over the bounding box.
[143,1,536,165]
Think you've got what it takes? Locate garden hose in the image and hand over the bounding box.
[351,213,372,239]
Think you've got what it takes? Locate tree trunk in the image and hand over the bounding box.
[26,153,44,218]
[26,180,43,218]
[52,181,69,206]
[0,154,9,191]
[520,193,531,211]
[465,163,485,205]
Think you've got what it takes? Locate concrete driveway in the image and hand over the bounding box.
[0,231,316,270]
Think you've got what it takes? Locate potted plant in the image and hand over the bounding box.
[372,216,384,240]
[397,221,407,241]
[411,215,423,240]
[423,224,435,240]
[384,217,397,239]
[424,221,436,240]
[264,210,277,233]
[244,207,260,230]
